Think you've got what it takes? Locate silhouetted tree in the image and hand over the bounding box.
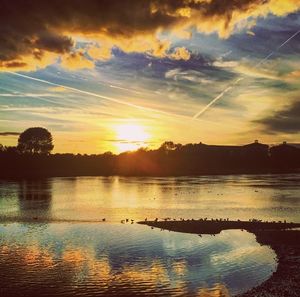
[0,138,299,178]
[5,146,19,154]
[159,141,182,153]
[17,127,54,154]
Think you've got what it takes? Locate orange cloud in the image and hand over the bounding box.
[0,51,58,72]
[0,0,299,71]
[60,51,94,70]
[285,70,300,81]
[169,47,191,61]
[87,45,112,61]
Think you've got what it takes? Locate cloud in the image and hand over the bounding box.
[35,32,74,54]
[105,139,154,145]
[87,45,112,61]
[0,51,58,72]
[48,86,68,92]
[0,132,20,136]
[255,99,300,133]
[60,51,94,70]
[0,0,299,71]
[285,70,300,81]
[213,61,239,68]
[169,47,191,61]
[234,63,280,80]
[0,92,63,97]
[165,68,213,84]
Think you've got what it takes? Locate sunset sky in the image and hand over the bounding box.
[0,0,299,153]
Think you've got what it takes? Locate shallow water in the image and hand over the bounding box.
[0,174,299,223]
[0,174,299,296]
[0,223,276,296]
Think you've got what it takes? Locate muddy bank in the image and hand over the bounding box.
[138,219,300,235]
[238,230,300,297]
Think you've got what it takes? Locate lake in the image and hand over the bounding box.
[0,174,299,296]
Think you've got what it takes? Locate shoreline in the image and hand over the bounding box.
[138,219,300,234]
[238,230,300,297]
[138,220,300,297]
[0,170,299,179]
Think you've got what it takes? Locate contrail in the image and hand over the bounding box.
[109,84,142,95]
[6,71,192,125]
[278,29,300,48]
[4,71,235,129]
[192,78,243,119]
[0,86,69,107]
[193,29,300,119]
[255,29,300,68]
[5,70,199,124]
[5,71,161,113]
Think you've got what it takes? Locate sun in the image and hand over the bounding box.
[114,123,150,153]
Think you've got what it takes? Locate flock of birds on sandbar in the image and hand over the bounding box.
[141,217,291,224]
[97,217,292,224]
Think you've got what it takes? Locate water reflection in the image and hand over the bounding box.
[0,174,300,223]
[18,180,52,219]
[0,175,298,295]
[198,284,231,296]
[0,223,276,297]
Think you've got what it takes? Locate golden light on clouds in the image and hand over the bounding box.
[87,44,112,61]
[1,0,299,71]
[0,51,58,72]
[60,51,94,70]
[170,47,191,61]
[1,0,300,152]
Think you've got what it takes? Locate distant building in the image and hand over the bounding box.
[242,140,269,155]
[270,142,300,156]
[270,142,300,169]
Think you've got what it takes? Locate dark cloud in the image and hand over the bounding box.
[0,0,178,67]
[255,100,300,133]
[0,0,299,70]
[35,32,73,54]
[3,61,27,68]
[0,132,20,136]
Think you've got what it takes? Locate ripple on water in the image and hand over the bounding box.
[0,223,277,297]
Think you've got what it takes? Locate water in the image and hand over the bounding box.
[0,223,276,297]
[0,174,299,296]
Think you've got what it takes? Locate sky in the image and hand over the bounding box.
[0,0,299,154]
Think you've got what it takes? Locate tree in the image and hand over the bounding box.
[17,127,54,154]
[159,141,181,152]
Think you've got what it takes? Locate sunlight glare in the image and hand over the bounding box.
[114,123,150,153]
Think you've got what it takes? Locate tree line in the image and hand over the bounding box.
[0,127,300,177]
